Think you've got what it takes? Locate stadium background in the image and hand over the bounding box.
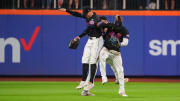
[0,10,180,76]
[0,1,180,101]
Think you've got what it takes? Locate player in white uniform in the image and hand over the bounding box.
[59,7,103,96]
[99,15,129,96]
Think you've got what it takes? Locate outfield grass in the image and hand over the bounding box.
[0,81,180,101]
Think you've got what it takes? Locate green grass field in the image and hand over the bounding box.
[0,81,180,101]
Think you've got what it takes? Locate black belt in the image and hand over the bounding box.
[89,36,101,40]
[89,37,97,40]
[105,46,120,52]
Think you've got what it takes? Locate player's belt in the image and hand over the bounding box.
[89,37,97,40]
[109,50,120,55]
[105,47,120,55]
[89,36,101,40]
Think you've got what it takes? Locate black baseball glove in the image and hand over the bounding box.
[68,39,80,49]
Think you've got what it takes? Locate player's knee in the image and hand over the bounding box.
[89,58,97,64]
[82,57,89,64]
[99,53,107,61]
[99,52,102,57]
[99,56,106,62]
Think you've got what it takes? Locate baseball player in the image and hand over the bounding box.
[59,7,103,96]
[99,16,129,85]
[98,16,119,84]
[99,15,129,96]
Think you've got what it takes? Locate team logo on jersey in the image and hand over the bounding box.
[109,32,121,48]
[89,20,95,25]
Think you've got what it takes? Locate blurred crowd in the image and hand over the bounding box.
[93,0,180,10]
[0,0,179,10]
[0,0,75,9]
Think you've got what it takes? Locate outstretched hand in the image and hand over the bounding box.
[74,36,80,41]
[58,8,66,12]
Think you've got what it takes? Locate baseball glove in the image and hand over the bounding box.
[68,39,80,49]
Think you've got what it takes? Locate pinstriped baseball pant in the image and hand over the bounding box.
[99,47,125,91]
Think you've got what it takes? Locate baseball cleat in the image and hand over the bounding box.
[124,78,129,83]
[115,79,119,84]
[119,91,128,97]
[76,81,85,89]
[83,82,94,91]
[102,77,108,85]
[81,90,95,96]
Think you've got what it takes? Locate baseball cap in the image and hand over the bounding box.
[83,6,91,16]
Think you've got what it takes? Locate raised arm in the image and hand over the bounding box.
[58,8,86,19]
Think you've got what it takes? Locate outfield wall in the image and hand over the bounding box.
[0,10,180,76]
